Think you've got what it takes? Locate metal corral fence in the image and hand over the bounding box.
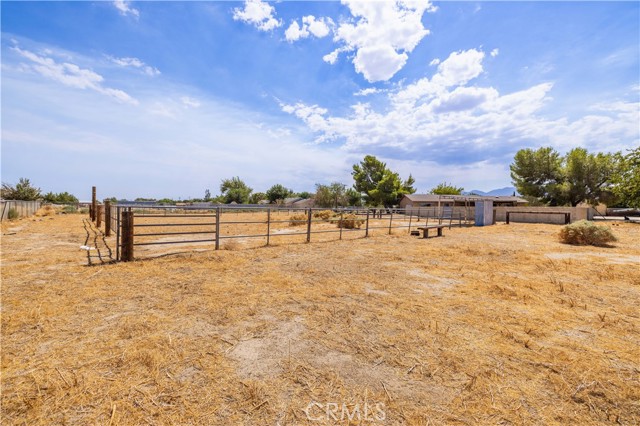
[0,200,41,221]
[91,204,471,261]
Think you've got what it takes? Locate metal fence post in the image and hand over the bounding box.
[105,200,111,236]
[215,207,221,250]
[365,209,370,237]
[306,208,312,243]
[121,209,134,262]
[116,207,120,261]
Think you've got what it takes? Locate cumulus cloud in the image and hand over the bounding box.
[107,56,160,76]
[280,47,639,159]
[354,87,381,97]
[12,46,138,105]
[285,16,334,42]
[113,0,139,19]
[325,0,437,82]
[233,0,281,32]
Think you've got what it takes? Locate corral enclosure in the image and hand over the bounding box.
[2,213,639,425]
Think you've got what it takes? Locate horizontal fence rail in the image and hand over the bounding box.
[87,204,472,261]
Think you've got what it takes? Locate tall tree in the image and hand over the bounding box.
[220,177,252,204]
[314,182,347,208]
[1,178,41,200]
[352,155,415,206]
[265,184,293,203]
[510,147,618,206]
[249,192,267,204]
[204,189,211,201]
[612,147,640,208]
[430,182,464,195]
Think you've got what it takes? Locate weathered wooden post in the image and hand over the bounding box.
[266,208,271,246]
[96,204,103,228]
[306,208,312,243]
[120,209,134,261]
[105,200,111,236]
[365,209,370,237]
[339,211,344,240]
[408,208,413,234]
[388,211,393,235]
[215,207,221,250]
[91,186,97,222]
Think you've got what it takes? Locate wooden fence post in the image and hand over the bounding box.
[339,211,344,240]
[215,207,221,250]
[266,208,271,246]
[96,204,103,228]
[365,209,370,237]
[91,186,97,222]
[388,211,393,235]
[408,209,413,234]
[306,208,312,243]
[105,200,111,236]
[121,209,134,262]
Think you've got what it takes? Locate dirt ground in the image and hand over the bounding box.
[2,214,639,425]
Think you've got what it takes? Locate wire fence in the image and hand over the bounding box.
[92,204,471,261]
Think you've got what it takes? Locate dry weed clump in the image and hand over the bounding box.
[313,210,334,221]
[559,220,617,246]
[288,214,307,226]
[332,213,364,229]
[35,205,58,217]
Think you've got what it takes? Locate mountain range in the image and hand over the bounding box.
[463,187,518,196]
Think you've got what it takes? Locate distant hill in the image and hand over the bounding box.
[463,187,518,196]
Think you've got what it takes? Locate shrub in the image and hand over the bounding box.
[289,214,307,226]
[313,210,334,221]
[333,214,364,229]
[35,205,57,217]
[559,220,617,246]
[7,208,19,220]
[62,205,78,214]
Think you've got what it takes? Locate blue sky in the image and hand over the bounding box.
[2,1,638,200]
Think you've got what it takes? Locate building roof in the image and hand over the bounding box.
[401,194,527,204]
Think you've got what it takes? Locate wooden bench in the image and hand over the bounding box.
[505,211,571,225]
[416,225,446,238]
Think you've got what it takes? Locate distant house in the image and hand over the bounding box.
[398,194,528,209]
[282,197,315,208]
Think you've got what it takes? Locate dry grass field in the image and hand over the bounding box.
[2,213,639,425]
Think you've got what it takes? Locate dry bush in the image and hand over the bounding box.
[7,208,19,220]
[313,210,334,221]
[333,213,364,229]
[289,214,307,226]
[35,205,57,217]
[222,239,241,250]
[559,220,617,246]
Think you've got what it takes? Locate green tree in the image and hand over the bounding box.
[1,178,41,200]
[204,189,211,201]
[510,147,618,206]
[314,182,348,208]
[346,188,363,206]
[612,147,640,208]
[296,191,312,199]
[249,192,267,204]
[157,198,175,205]
[220,176,252,204]
[42,191,79,204]
[430,182,464,195]
[352,156,415,206]
[266,184,293,203]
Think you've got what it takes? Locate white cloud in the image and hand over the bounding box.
[281,47,639,159]
[233,0,281,32]
[327,0,437,82]
[113,0,139,19]
[108,56,160,76]
[490,48,499,57]
[181,96,201,108]
[12,46,138,105]
[429,58,440,66]
[354,87,381,97]
[285,16,333,42]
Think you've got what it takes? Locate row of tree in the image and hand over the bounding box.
[510,146,639,208]
[1,178,79,204]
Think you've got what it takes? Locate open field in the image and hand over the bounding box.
[2,214,639,425]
